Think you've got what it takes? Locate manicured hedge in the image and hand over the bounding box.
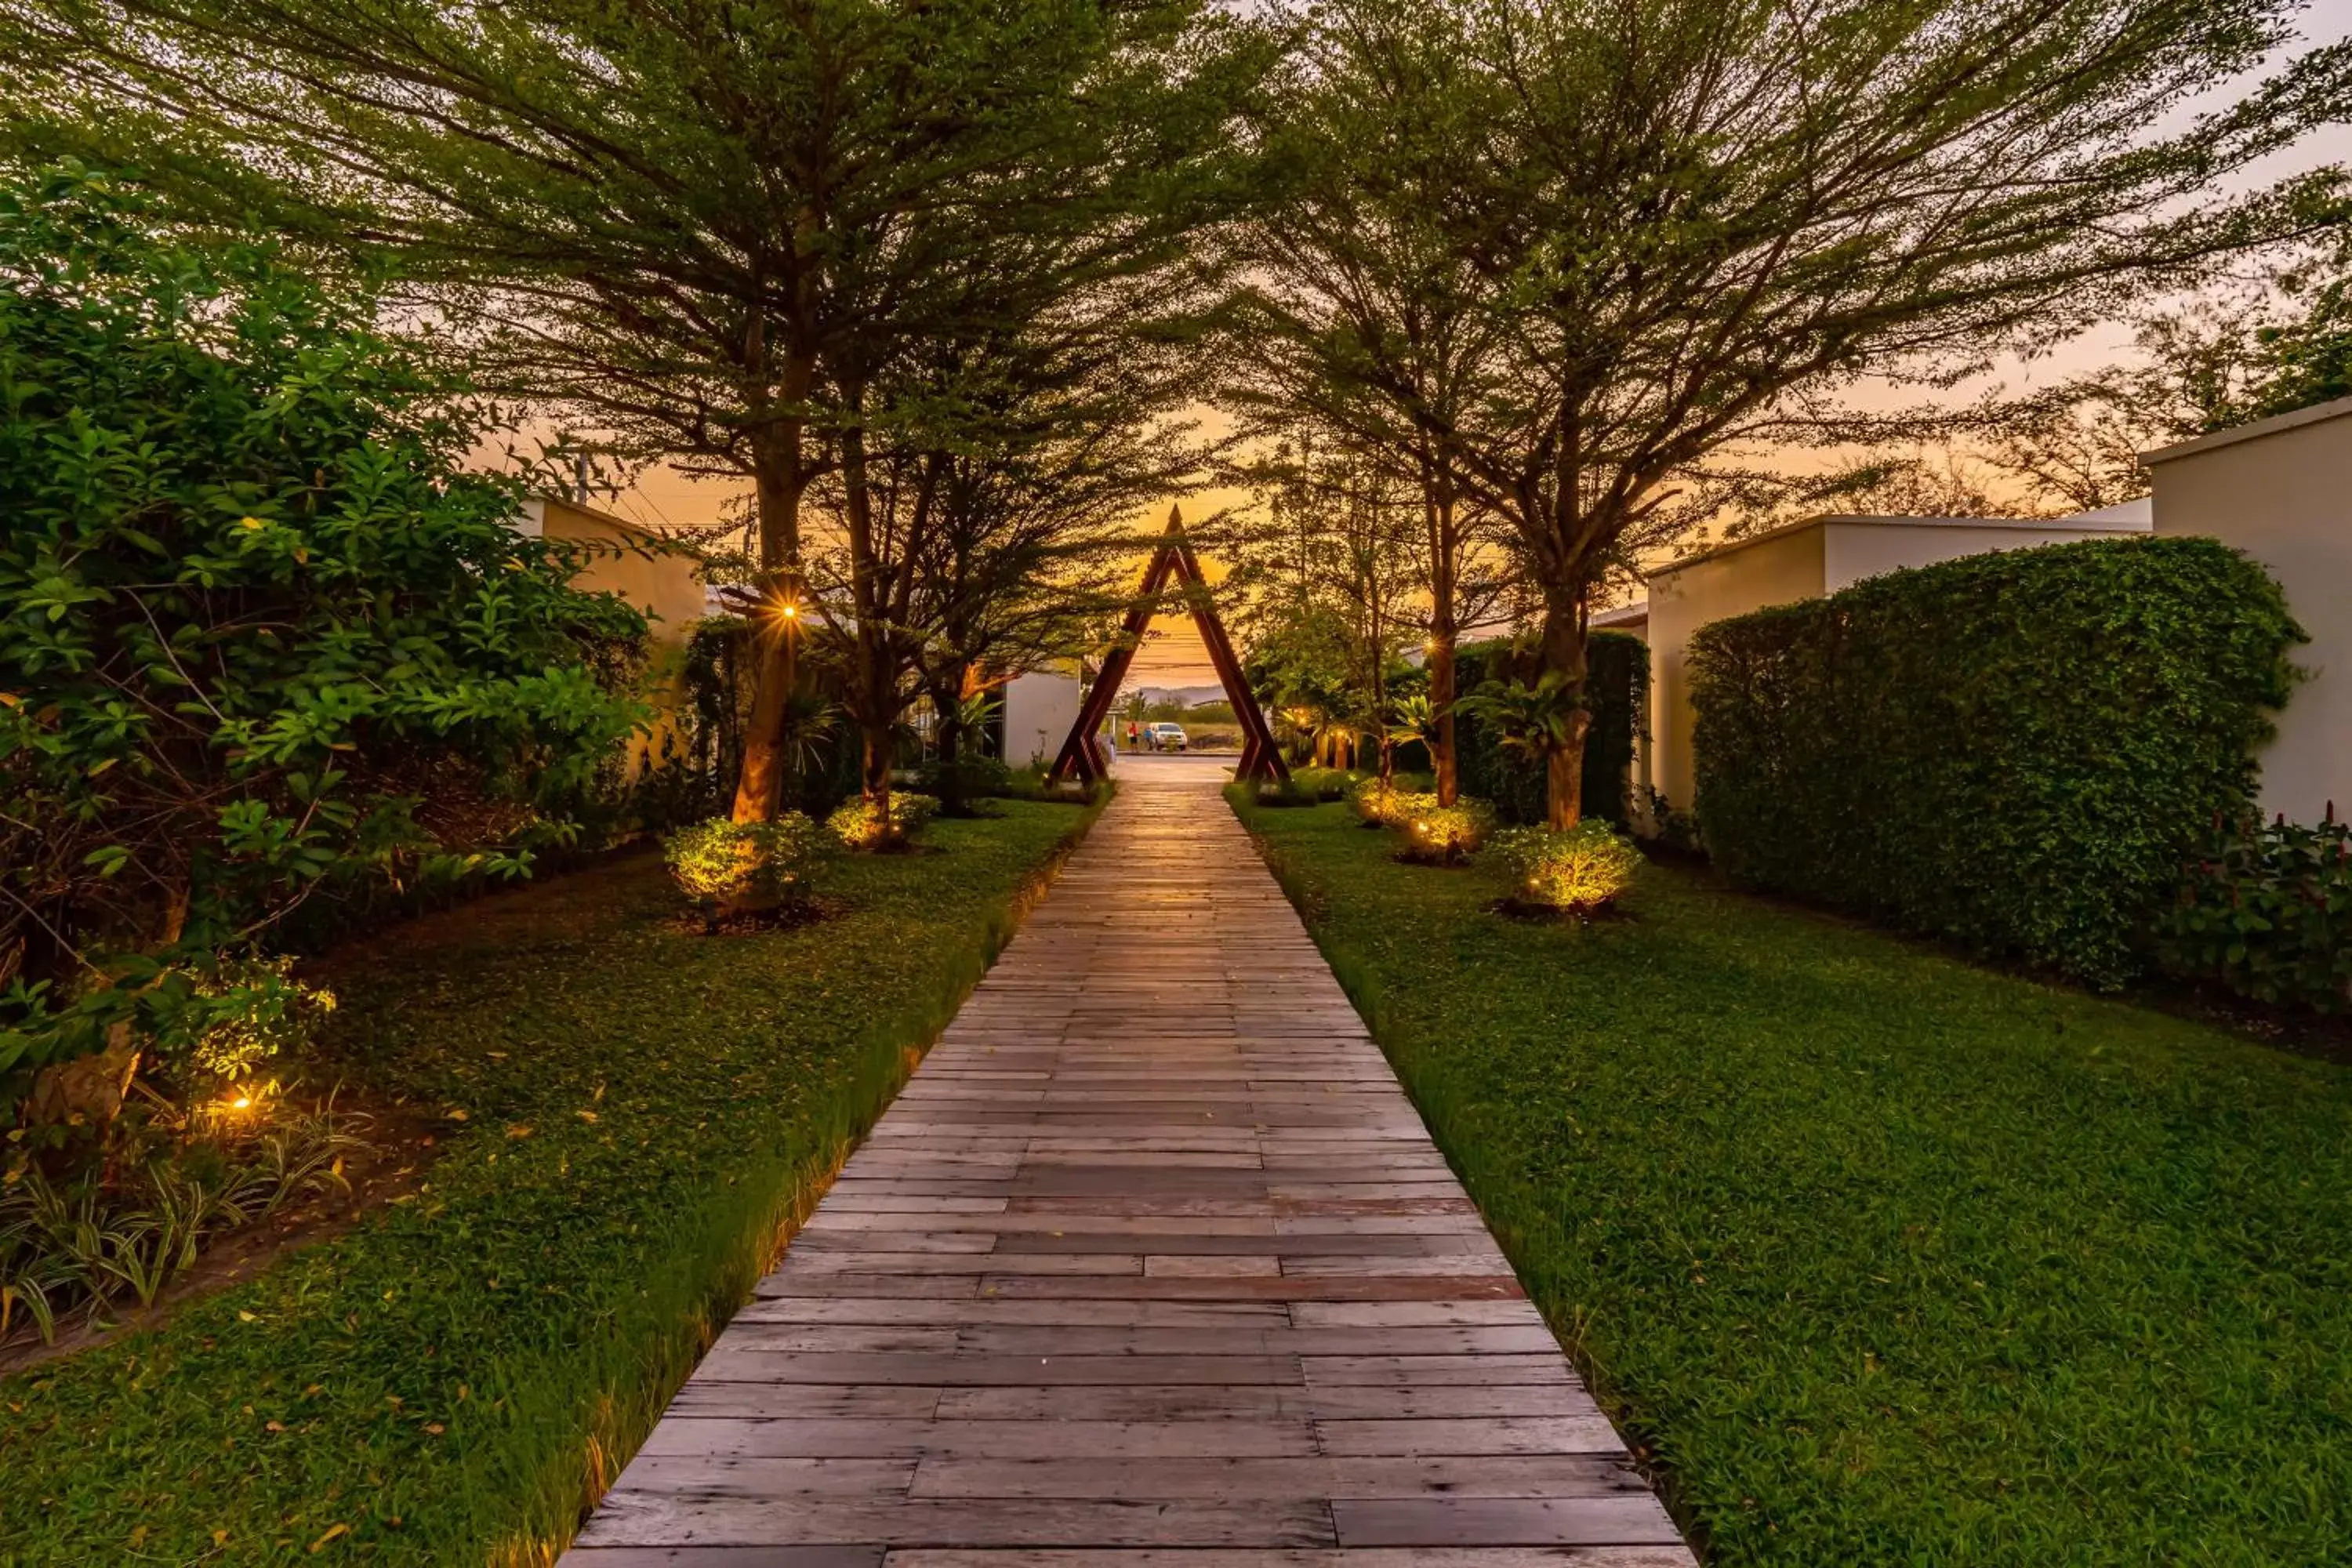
[1455,630,1648,826]
[1688,536,2301,986]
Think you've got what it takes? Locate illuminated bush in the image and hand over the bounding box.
[1494,821,1642,913]
[185,957,336,1083]
[827,792,940,850]
[1349,776,1404,826]
[1396,794,1496,865]
[664,814,825,911]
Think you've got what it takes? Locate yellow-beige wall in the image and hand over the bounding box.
[2149,397,2352,825]
[1648,524,1827,811]
[523,496,706,646]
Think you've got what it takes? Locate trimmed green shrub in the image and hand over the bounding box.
[917,751,1013,804]
[1253,775,1320,808]
[663,814,826,913]
[1290,767,1355,802]
[1455,631,1648,826]
[1493,821,1642,913]
[2159,810,2352,1011]
[1689,536,2301,986]
[828,791,940,848]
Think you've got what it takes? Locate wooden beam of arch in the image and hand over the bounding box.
[1048,507,1290,788]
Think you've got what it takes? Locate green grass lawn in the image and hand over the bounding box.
[1232,795,2352,1566]
[0,800,1096,1566]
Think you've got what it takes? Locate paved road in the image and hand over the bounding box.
[565,758,1695,1566]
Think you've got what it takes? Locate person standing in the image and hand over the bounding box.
[1127,720,1140,753]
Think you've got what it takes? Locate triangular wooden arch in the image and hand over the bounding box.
[1049,507,1291,787]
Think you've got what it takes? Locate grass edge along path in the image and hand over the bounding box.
[1227,790,2352,1567]
[0,796,1103,1566]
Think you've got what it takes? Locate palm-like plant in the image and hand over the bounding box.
[1381,693,1439,784]
[1456,673,1582,765]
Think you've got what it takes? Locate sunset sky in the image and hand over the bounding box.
[547,7,2352,693]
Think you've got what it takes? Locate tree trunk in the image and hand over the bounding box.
[729,358,811,824]
[836,406,901,837]
[1541,604,1592,829]
[862,709,895,829]
[1429,637,1458,804]
[931,667,971,817]
[1424,459,1461,807]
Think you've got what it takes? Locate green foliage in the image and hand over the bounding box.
[1287,766,1354,802]
[175,956,336,1084]
[1689,537,2301,986]
[1392,793,1495,864]
[1348,775,1405,826]
[1,1092,365,1346]
[918,750,1014,803]
[2159,811,2352,1012]
[0,802,1094,1559]
[1454,633,1648,826]
[1249,776,1320,808]
[828,792,941,849]
[1492,821,1642,913]
[0,166,646,1105]
[1232,792,2352,1566]
[662,815,826,913]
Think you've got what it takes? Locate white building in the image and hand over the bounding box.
[997,661,1085,768]
[2145,394,2352,825]
[1638,503,2154,814]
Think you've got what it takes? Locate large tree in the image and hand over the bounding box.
[1240,0,2348,826]
[3,0,1273,819]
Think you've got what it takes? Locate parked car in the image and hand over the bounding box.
[1147,722,1189,752]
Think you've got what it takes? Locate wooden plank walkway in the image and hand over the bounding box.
[565,757,1695,1566]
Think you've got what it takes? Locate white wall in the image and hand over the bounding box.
[1001,668,1083,768]
[2147,397,2352,825]
[1822,515,2147,590]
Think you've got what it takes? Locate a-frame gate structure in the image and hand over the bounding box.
[1047,509,1290,788]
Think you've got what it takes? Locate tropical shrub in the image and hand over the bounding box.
[1394,793,1496,864]
[663,814,826,914]
[918,751,1014,803]
[0,165,648,1116]
[1454,633,1647,826]
[1493,821,1642,913]
[2158,810,2352,1012]
[1290,767,1353,801]
[829,792,941,849]
[1690,536,2301,986]
[1253,775,1320,807]
[1349,775,1405,826]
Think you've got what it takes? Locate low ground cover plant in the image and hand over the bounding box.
[1392,793,1496,864]
[1348,775,1405,826]
[1492,820,1642,914]
[828,791,941,849]
[1230,789,2352,1566]
[1,1091,368,1347]
[0,800,1095,1561]
[663,814,827,921]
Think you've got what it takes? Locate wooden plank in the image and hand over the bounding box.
[559,767,1690,1566]
[1330,1497,1688,1548]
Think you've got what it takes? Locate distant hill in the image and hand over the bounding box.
[1132,684,1226,708]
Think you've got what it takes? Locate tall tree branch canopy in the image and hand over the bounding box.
[1,0,1276,818]
[1225,0,2349,824]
